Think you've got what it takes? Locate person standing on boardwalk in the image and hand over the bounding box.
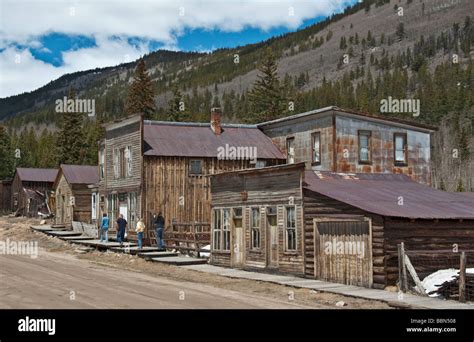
[116,214,128,247]
[135,217,145,250]
[154,212,165,249]
[100,213,109,242]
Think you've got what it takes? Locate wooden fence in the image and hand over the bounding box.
[163,223,211,257]
[398,243,474,302]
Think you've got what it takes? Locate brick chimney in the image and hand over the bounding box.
[210,107,222,135]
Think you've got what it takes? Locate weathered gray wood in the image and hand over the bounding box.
[459,251,466,303]
[400,242,408,292]
[404,254,427,296]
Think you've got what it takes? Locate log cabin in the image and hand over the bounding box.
[99,110,285,243]
[210,163,474,289]
[258,106,435,185]
[52,164,99,226]
[11,167,58,216]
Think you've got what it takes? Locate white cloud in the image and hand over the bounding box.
[0,0,350,43]
[0,38,149,97]
[0,0,353,97]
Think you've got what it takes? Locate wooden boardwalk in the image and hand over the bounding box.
[182,264,474,310]
[149,256,208,266]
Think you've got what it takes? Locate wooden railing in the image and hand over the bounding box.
[163,223,211,257]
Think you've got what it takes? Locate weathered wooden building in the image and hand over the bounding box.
[258,106,435,185]
[99,111,285,241]
[210,163,474,289]
[53,164,99,226]
[11,168,58,216]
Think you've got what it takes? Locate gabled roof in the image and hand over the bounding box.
[258,106,436,132]
[143,121,285,159]
[304,171,474,220]
[15,168,58,183]
[59,164,99,185]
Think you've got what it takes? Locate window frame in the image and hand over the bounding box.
[113,148,119,179]
[222,209,231,251]
[125,145,133,177]
[286,137,295,164]
[285,206,297,252]
[255,160,266,169]
[358,130,372,165]
[99,147,105,180]
[189,159,203,176]
[393,132,408,166]
[250,207,261,250]
[311,132,321,166]
[212,209,222,251]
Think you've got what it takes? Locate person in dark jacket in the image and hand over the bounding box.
[116,214,128,247]
[154,212,165,249]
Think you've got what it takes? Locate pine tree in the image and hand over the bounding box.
[396,23,405,41]
[125,59,156,120]
[0,126,14,180]
[57,88,86,165]
[167,84,186,121]
[248,49,286,122]
[456,179,465,192]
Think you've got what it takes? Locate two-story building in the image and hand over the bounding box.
[208,106,474,290]
[99,110,285,243]
[258,106,435,185]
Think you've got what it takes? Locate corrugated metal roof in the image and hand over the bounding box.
[143,121,285,159]
[304,171,474,219]
[258,105,436,132]
[16,168,58,183]
[61,164,99,185]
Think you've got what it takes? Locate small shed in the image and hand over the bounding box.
[210,163,474,289]
[53,164,99,225]
[11,168,58,216]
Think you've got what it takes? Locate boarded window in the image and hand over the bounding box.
[251,207,261,249]
[394,133,408,165]
[286,137,295,164]
[358,130,371,163]
[119,148,126,178]
[189,160,202,175]
[213,209,222,250]
[311,132,321,165]
[286,207,296,251]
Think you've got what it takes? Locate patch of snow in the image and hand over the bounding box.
[422,268,474,297]
[200,244,210,258]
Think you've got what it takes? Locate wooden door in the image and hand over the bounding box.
[314,217,373,287]
[266,208,278,268]
[232,211,244,267]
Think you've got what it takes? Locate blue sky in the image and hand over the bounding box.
[0,0,357,97]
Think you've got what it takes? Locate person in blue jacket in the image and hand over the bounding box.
[100,213,110,242]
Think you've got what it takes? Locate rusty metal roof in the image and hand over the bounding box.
[143,121,285,159]
[60,164,99,185]
[16,168,58,183]
[304,171,474,219]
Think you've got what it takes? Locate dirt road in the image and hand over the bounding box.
[0,217,391,309]
[0,251,314,309]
